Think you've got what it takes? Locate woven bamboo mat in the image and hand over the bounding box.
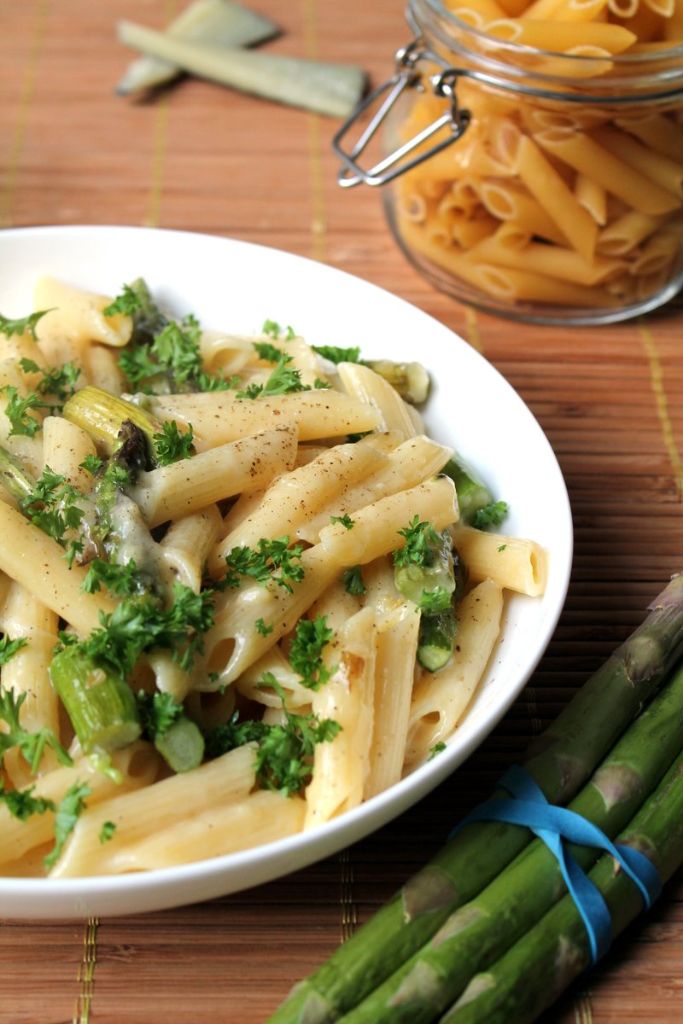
[2,1,683,1022]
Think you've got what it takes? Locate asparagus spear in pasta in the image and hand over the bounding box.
[63,386,161,458]
[136,691,204,774]
[0,444,35,504]
[442,456,508,528]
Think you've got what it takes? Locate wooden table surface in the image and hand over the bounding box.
[2,2,683,1022]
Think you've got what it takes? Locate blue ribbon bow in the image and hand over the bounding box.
[451,764,662,962]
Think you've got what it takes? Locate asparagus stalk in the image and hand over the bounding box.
[417,611,458,672]
[440,748,683,1024]
[441,457,495,526]
[63,386,161,456]
[268,574,683,1024]
[117,21,367,118]
[116,0,279,96]
[154,716,205,773]
[50,647,141,754]
[365,360,430,405]
[340,659,683,1023]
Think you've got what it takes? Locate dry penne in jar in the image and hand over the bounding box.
[363,0,683,323]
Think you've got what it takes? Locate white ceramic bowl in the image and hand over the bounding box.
[0,225,572,918]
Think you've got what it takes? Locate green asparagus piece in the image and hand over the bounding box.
[116,0,279,96]
[117,21,367,118]
[365,360,430,405]
[340,659,683,1024]
[49,646,141,754]
[0,445,35,503]
[441,747,683,1024]
[62,386,161,456]
[441,457,494,526]
[267,574,683,1024]
[394,528,455,612]
[417,611,457,672]
[154,716,205,773]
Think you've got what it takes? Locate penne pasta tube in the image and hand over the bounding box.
[405,579,504,766]
[337,362,418,438]
[34,277,133,349]
[364,601,421,798]
[148,390,381,452]
[594,124,683,199]
[132,425,298,527]
[469,235,625,284]
[86,791,306,874]
[596,210,666,255]
[0,500,116,634]
[83,343,126,395]
[534,128,682,214]
[452,523,548,595]
[236,645,314,709]
[160,504,223,592]
[50,744,257,877]
[485,17,637,49]
[208,436,389,574]
[41,416,97,492]
[0,743,159,868]
[305,606,376,827]
[575,173,608,226]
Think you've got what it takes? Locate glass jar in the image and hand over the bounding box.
[334,0,683,325]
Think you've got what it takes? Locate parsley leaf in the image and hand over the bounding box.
[253,341,291,364]
[428,741,447,760]
[0,686,73,774]
[1,386,48,437]
[136,690,183,739]
[103,284,144,317]
[118,307,228,394]
[262,319,295,340]
[472,500,509,530]
[236,356,309,400]
[153,421,194,466]
[20,466,86,563]
[419,587,452,615]
[393,516,442,569]
[19,358,80,404]
[288,616,334,690]
[224,537,305,594]
[44,781,91,869]
[330,513,355,530]
[311,344,362,365]
[80,454,104,475]
[99,820,117,844]
[0,309,50,340]
[342,565,366,596]
[0,635,28,666]
[81,558,147,598]
[255,618,274,637]
[0,782,55,821]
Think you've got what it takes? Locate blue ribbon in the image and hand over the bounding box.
[451,764,662,963]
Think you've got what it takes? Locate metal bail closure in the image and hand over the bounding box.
[332,41,471,188]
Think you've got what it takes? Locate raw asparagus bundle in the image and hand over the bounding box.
[440,747,683,1024]
[268,574,683,1024]
[339,659,683,1023]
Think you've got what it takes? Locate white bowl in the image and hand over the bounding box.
[0,225,572,918]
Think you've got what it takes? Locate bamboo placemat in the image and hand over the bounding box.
[2,2,683,1022]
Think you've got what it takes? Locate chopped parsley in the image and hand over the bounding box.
[80,453,104,475]
[262,319,295,340]
[498,544,507,552]
[255,618,274,637]
[0,635,28,666]
[19,358,80,404]
[472,501,509,530]
[44,781,91,869]
[235,357,309,400]
[419,587,452,615]
[99,820,117,844]
[1,387,49,438]
[118,311,230,393]
[0,782,55,821]
[224,537,305,594]
[330,513,355,530]
[342,565,366,596]
[393,516,441,569]
[153,421,194,466]
[311,344,362,365]
[103,284,144,317]
[0,686,73,774]
[205,687,340,797]
[19,467,86,566]
[136,690,183,739]
[81,558,147,598]
[253,341,290,364]
[0,309,50,340]
[66,583,216,678]
[428,741,447,760]
[288,615,334,690]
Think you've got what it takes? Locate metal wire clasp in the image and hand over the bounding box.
[332,40,471,188]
